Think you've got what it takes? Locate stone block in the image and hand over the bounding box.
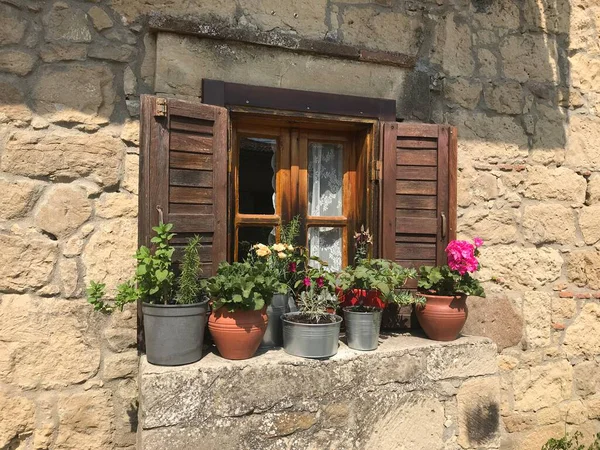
[0,391,35,448]
[88,6,113,30]
[0,50,37,76]
[104,327,137,353]
[110,0,236,24]
[587,173,600,205]
[440,14,474,77]
[477,48,498,78]
[123,67,137,96]
[567,116,600,171]
[579,205,600,244]
[514,360,573,412]
[120,119,140,146]
[473,0,520,30]
[523,292,552,349]
[0,77,32,126]
[445,78,482,109]
[82,219,137,294]
[523,0,570,34]
[552,297,577,323]
[574,361,600,398]
[43,3,92,43]
[563,303,600,358]
[522,204,577,245]
[483,80,523,114]
[0,175,44,220]
[500,34,558,83]
[31,63,115,124]
[0,295,101,389]
[1,129,124,187]
[463,296,523,351]
[478,246,563,288]
[458,208,519,244]
[522,166,586,204]
[88,43,136,62]
[570,52,600,94]
[567,250,600,290]
[0,3,27,45]
[425,340,497,380]
[340,8,423,56]
[0,228,57,292]
[155,33,409,102]
[35,184,92,239]
[55,389,113,449]
[122,154,139,195]
[103,350,138,380]
[59,257,80,298]
[95,192,138,219]
[457,377,501,448]
[39,42,87,62]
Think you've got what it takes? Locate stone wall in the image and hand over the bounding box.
[1,0,599,449]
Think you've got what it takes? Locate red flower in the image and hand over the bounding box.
[288,262,297,273]
[473,237,483,248]
[316,277,324,288]
[303,277,311,287]
[445,240,479,275]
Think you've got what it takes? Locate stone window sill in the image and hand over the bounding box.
[139,334,500,450]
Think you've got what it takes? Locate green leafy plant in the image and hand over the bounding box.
[206,260,288,312]
[295,281,339,322]
[175,235,205,305]
[338,259,420,306]
[280,215,301,246]
[87,223,206,312]
[418,238,485,297]
[542,432,600,450]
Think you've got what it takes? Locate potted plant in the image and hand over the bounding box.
[87,224,210,366]
[338,259,418,351]
[416,238,486,341]
[282,267,341,359]
[206,260,287,360]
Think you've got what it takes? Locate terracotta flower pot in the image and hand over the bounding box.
[208,307,268,360]
[340,288,386,309]
[415,293,468,341]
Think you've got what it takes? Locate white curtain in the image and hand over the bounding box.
[308,143,343,271]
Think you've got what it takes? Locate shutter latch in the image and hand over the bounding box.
[371,160,382,181]
[155,98,167,117]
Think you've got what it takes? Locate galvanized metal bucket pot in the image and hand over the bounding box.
[142,300,209,366]
[261,293,289,348]
[281,312,342,359]
[343,308,383,351]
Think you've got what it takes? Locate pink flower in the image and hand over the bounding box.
[473,237,483,248]
[316,277,324,288]
[303,277,311,287]
[288,262,297,273]
[445,240,479,275]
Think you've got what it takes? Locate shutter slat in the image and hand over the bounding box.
[395,243,437,260]
[397,150,437,166]
[396,180,437,195]
[169,214,215,233]
[396,138,438,149]
[169,203,213,214]
[170,151,213,170]
[396,195,437,210]
[170,186,213,205]
[396,217,437,234]
[170,131,213,153]
[397,166,437,181]
[170,116,215,134]
[170,169,213,188]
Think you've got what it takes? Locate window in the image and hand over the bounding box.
[231,117,371,270]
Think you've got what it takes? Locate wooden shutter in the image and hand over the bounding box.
[139,95,228,277]
[380,122,457,269]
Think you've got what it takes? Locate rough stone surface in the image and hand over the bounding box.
[463,296,523,351]
[0,228,58,292]
[88,6,113,31]
[122,153,139,195]
[523,166,587,204]
[567,116,600,170]
[0,176,43,220]
[459,208,518,244]
[103,350,138,380]
[95,192,138,219]
[120,119,140,146]
[522,204,577,245]
[39,42,87,62]
[483,80,523,115]
[1,129,124,187]
[440,14,474,77]
[500,34,558,83]
[568,250,600,289]
[35,184,92,239]
[0,295,101,389]
[0,50,37,76]
[514,360,574,412]
[0,3,27,45]
[587,173,600,205]
[563,303,600,358]
[44,3,92,43]
[0,78,32,126]
[0,391,35,448]
[140,336,496,449]
[445,78,482,109]
[457,377,501,448]
[82,219,137,293]
[523,292,552,349]
[579,205,600,245]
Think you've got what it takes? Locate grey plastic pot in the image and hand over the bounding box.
[343,307,383,351]
[281,312,342,359]
[260,293,289,348]
[142,300,208,366]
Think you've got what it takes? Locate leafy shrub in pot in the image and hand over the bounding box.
[87,223,209,366]
[416,238,486,341]
[205,260,287,360]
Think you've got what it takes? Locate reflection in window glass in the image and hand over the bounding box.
[308,227,342,272]
[239,137,276,214]
[237,226,276,261]
[308,142,343,217]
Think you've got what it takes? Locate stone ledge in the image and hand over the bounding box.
[139,334,499,450]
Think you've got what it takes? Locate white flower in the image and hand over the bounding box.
[272,243,286,252]
[278,252,287,259]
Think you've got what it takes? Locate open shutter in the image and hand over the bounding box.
[380,122,457,269]
[139,95,228,277]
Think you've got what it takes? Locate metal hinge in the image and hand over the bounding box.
[154,98,167,117]
[371,160,382,181]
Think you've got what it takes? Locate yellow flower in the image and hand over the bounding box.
[256,247,271,257]
[287,244,294,251]
[278,252,287,259]
[272,243,286,252]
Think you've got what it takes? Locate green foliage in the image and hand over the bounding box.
[296,283,339,322]
[136,222,176,304]
[206,260,288,312]
[418,265,485,297]
[280,215,301,246]
[87,281,112,313]
[338,259,420,305]
[175,235,204,305]
[542,432,600,450]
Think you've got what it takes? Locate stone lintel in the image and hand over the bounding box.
[139,335,498,450]
[148,14,416,69]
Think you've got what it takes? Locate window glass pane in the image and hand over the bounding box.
[308,142,343,217]
[237,226,276,261]
[308,227,342,272]
[239,137,276,214]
